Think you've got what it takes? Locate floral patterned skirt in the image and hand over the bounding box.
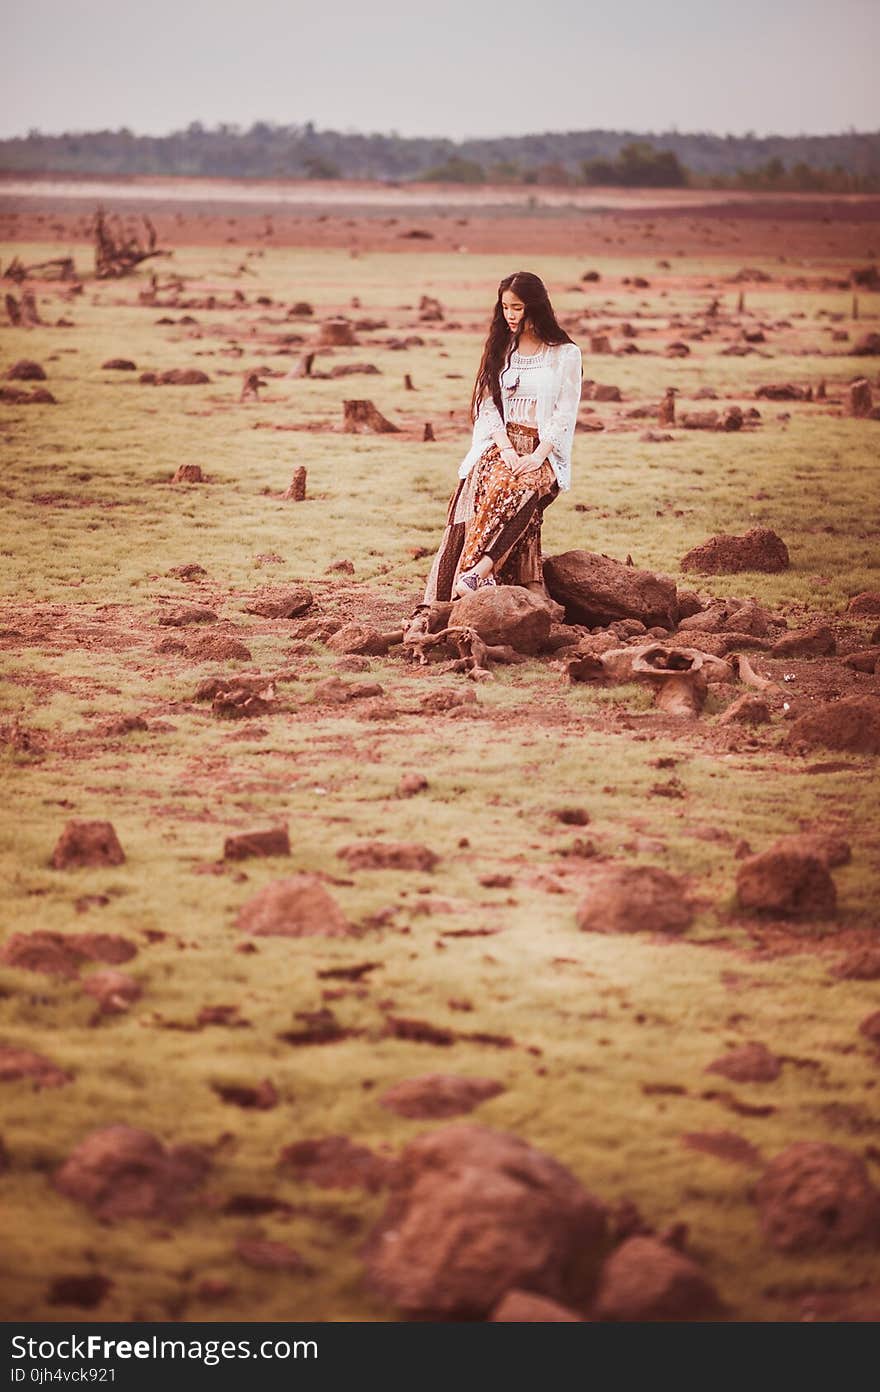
[421,422,559,604]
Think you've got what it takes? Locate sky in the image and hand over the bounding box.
[3,0,879,141]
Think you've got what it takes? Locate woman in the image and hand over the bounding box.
[421,271,582,605]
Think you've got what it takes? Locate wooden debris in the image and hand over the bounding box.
[283,467,307,501]
[342,400,400,434]
[93,206,169,279]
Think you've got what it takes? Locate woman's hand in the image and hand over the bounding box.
[510,450,545,477]
[499,447,519,470]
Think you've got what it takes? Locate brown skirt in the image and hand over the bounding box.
[421,422,559,604]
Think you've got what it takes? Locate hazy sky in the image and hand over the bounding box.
[4,0,879,140]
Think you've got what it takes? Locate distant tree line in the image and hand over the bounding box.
[2,123,879,190]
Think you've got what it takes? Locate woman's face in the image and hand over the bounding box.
[501,289,527,335]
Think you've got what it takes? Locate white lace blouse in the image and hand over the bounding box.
[457,340,583,492]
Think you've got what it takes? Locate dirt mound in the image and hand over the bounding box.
[379,1074,504,1119]
[859,1011,880,1046]
[735,844,837,918]
[773,832,851,868]
[47,1275,112,1310]
[277,1136,388,1191]
[337,842,438,872]
[158,605,217,627]
[187,633,252,662]
[451,587,552,655]
[680,528,789,574]
[5,359,46,381]
[718,694,771,726]
[847,591,880,617]
[575,865,693,935]
[852,332,880,356]
[312,677,384,704]
[213,1079,278,1110]
[593,1236,721,1322]
[245,588,313,619]
[363,1124,607,1317]
[543,551,677,628]
[326,623,398,655]
[831,947,880,980]
[754,1143,880,1252]
[223,827,290,861]
[171,464,204,484]
[54,1125,211,1221]
[102,358,136,371]
[397,772,428,797]
[0,1045,71,1089]
[157,368,211,385]
[236,876,352,937]
[49,820,125,870]
[784,696,880,755]
[81,971,142,1015]
[771,624,835,658]
[706,1042,781,1083]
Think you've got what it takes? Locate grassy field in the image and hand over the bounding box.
[1,232,879,1322]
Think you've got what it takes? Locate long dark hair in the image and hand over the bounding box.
[470,271,574,423]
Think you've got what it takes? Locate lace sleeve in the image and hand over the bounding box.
[475,389,505,434]
[542,345,582,454]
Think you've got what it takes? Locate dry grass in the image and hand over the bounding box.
[1,231,879,1322]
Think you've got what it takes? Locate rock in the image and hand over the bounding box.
[720,406,744,431]
[337,842,438,872]
[784,696,880,755]
[213,1079,278,1109]
[718,694,771,726]
[735,845,836,918]
[490,1290,584,1321]
[0,931,136,979]
[852,332,880,356]
[5,359,46,381]
[245,588,313,619]
[50,821,125,870]
[223,827,291,860]
[81,971,142,1015]
[397,772,428,797]
[158,605,217,627]
[755,1143,880,1252]
[363,1124,607,1317]
[576,865,693,936]
[707,1042,781,1083]
[847,591,880,617]
[158,368,211,385]
[593,1236,721,1322]
[680,529,790,575]
[675,590,703,620]
[102,358,136,371]
[420,687,477,714]
[379,1075,504,1119]
[755,383,807,400]
[771,624,835,658]
[53,1125,210,1221]
[0,1045,71,1089]
[326,623,398,656]
[544,551,677,628]
[592,382,621,401]
[236,876,352,937]
[235,1236,307,1271]
[278,1136,388,1191]
[452,587,552,656]
[844,647,880,673]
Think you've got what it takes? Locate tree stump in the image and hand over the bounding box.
[318,320,358,347]
[93,206,169,279]
[288,352,315,379]
[342,400,400,434]
[240,371,265,402]
[283,467,307,501]
[590,335,612,354]
[849,378,873,418]
[817,378,826,400]
[404,374,416,391]
[852,295,859,321]
[658,388,676,426]
[737,292,745,313]
[5,294,21,326]
[423,423,435,442]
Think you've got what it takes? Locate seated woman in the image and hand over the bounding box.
[421,270,582,605]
